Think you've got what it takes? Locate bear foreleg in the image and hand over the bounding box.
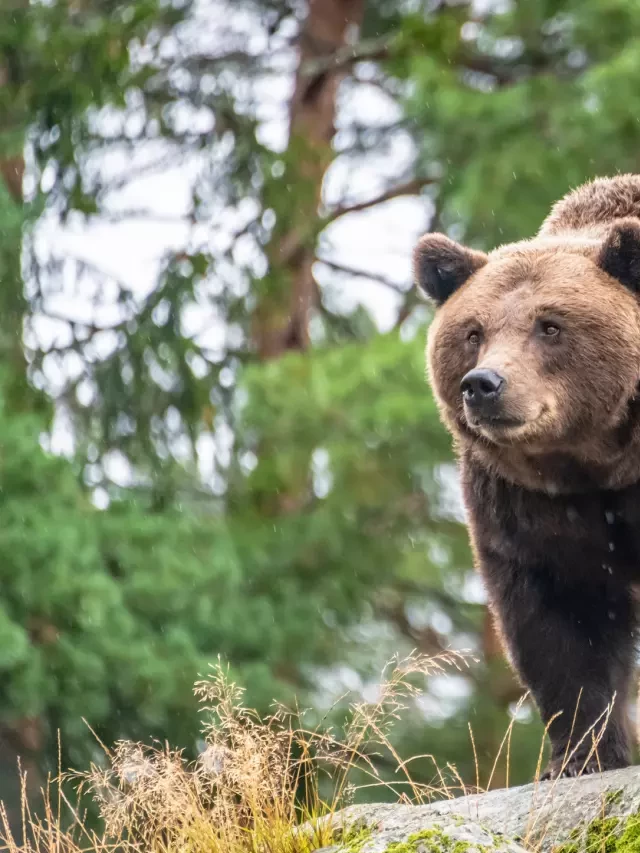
[481,553,635,779]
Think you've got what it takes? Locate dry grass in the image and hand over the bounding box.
[0,651,471,853]
[0,653,620,853]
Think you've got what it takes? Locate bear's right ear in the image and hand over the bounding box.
[413,233,488,306]
[597,219,640,292]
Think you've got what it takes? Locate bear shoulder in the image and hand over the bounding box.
[540,174,640,236]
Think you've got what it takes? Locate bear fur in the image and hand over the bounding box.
[414,175,640,779]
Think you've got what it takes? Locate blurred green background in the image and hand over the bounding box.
[0,0,637,818]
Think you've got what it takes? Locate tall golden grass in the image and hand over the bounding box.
[0,651,619,853]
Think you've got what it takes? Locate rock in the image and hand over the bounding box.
[324,766,640,852]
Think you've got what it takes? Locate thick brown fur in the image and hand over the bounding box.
[414,175,640,779]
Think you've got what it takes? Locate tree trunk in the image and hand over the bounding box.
[253,0,365,360]
[0,2,45,416]
[0,5,46,830]
[248,0,365,518]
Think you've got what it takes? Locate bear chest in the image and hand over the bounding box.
[468,468,640,582]
[512,494,639,580]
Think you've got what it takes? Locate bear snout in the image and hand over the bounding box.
[460,368,506,420]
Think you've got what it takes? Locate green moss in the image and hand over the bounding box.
[383,825,490,853]
[554,811,640,853]
[452,841,487,853]
[338,822,374,853]
[605,791,624,809]
[385,827,451,853]
[617,816,640,853]
[586,817,621,853]
[556,843,580,853]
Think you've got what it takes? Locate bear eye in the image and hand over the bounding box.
[539,321,560,338]
[467,330,481,346]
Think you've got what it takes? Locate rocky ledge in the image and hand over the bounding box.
[319,766,640,853]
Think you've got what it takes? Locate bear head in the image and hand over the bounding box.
[414,222,640,487]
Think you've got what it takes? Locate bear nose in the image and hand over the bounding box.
[460,368,505,409]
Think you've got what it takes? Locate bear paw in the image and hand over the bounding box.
[541,750,627,780]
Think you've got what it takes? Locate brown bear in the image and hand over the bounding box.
[414,174,640,779]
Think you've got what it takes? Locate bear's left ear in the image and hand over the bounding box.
[598,219,640,292]
[413,233,488,306]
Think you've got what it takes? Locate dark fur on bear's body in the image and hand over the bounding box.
[465,462,637,779]
[414,175,640,779]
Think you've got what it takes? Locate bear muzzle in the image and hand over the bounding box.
[460,368,524,429]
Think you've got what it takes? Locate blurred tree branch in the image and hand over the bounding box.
[326,176,436,223]
[316,258,408,295]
